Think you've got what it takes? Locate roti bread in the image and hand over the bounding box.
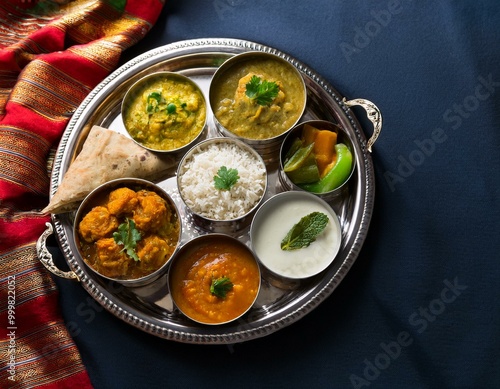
[42,125,176,214]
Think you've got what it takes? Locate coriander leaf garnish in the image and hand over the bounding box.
[146,92,163,114]
[113,218,142,261]
[146,92,181,115]
[245,75,280,106]
[214,166,239,190]
[281,212,329,251]
[210,276,233,298]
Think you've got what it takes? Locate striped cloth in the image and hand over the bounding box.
[0,1,164,387]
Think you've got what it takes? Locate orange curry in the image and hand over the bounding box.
[78,187,179,280]
[170,240,260,324]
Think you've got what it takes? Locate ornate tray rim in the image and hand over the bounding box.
[48,38,376,344]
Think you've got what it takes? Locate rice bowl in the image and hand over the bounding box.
[177,138,267,232]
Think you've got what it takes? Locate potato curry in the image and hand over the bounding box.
[212,57,306,140]
[78,187,179,280]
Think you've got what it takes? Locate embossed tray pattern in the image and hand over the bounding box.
[45,38,376,344]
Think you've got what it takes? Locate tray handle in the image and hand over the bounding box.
[36,222,80,281]
[342,98,382,153]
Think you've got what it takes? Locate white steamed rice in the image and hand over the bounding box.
[178,141,266,220]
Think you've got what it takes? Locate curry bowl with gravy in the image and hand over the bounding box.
[168,234,261,325]
[122,72,207,154]
[209,52,307,163]
[73,178,181,287]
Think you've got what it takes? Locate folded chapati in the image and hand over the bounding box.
[42,125,176,214]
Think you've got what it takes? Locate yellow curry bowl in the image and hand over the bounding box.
[73,178,182,288]
[121,71,208,155]
[168,233,262,326]
[209,51,307,164]
[278,119,357,204]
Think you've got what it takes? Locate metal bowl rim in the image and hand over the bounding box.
[249,190,342,280]
[208,51,308,142]
[176,137,269,223]
[278,119,357,195]
[167,233,262,325]
[121,71,208,154]
[72,177,182,286]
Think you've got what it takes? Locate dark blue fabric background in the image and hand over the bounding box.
[53,1,500,388]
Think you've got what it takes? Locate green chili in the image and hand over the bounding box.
[299,143,353,193]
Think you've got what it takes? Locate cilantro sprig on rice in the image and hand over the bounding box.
[178,143,266,221]
[214,166,239,191]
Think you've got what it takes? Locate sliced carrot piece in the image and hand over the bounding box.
[313,129,337,176]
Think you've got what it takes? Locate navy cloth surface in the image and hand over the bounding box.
[52,1,499,388]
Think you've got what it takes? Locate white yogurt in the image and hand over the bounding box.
[251,191,341,279]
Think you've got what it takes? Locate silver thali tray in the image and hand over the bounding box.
[37,38,381,344]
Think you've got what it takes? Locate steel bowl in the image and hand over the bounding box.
[209,51,307,164]
[73,178,181,288]
[250,191,342,281]
[278,119,356,203]
[176,137,268,234]
[121,71,207,154]
[168,233,261,325]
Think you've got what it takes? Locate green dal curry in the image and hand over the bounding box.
[123,74,206,151]
[212,58,306,140]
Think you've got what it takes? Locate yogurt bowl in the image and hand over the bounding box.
[250,191,342,280]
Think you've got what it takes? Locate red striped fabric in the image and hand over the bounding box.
[0,1,165,387]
